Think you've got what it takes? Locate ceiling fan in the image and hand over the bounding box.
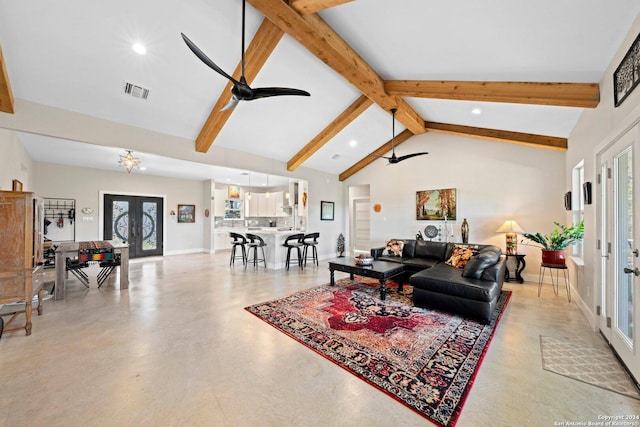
[181,0,310,111]
[374,108,429,164]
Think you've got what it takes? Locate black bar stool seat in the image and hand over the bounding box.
[282,233,305,270]
[246,233,267,268]
[302,232,320,266]
[229,232,247,266]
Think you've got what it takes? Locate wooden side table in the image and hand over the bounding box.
[504,253,526,283]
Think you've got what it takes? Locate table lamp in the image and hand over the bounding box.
[496,220,525,255]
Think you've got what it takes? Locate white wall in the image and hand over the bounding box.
[345,131,567,279]
[0,128,34,191]
[33,162,206,254]
[566,13,640,327]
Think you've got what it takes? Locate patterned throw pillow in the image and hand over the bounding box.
[445,244,479,268]
[382,239,404,257]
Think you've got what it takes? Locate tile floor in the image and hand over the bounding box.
[1,252,639,426]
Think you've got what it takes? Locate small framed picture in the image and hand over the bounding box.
[12,179,23,192]
[227,185,240,198]
[177,204,196,223]
[320,201,334,221]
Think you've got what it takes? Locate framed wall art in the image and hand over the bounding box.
[177,204,195,223]
[320,201,334,221]
[227,185,240,199]
[614,32,640,107]
[12,179,23,192]
[416,188,457,220]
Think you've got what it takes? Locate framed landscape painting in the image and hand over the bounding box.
[177,204,195,223]
[416,188,456,220]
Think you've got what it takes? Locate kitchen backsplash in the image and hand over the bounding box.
[214,217,295,229]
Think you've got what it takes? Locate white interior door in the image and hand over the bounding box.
[599,124,640,380]
[352,198,370,253]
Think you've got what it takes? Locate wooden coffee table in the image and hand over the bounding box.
[328,258,405,300]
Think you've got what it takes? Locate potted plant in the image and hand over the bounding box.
[522,220,584,265]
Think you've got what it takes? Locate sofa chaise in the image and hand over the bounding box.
[371,239,506,323]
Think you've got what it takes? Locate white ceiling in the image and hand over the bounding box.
[1,0,639,180]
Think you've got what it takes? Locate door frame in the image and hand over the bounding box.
[594,118,640,381]
[594,108,640,328]
[99,190,167,256]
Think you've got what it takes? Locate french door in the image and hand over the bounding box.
[104,194,163,258]
[599,124,640,380]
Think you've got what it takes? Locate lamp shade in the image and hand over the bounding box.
[496,220,525,234]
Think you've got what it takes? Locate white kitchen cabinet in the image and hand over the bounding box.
[213,190,226,217]
[214,230,232,251]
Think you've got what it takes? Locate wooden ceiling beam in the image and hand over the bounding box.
[290,0,354,15]
[194,19,284,153]
[288,95,372,171]
[339,129,414,181]
[247,0,426,134]
[385,80,600,108]
[0,44,15,114]
[425,121,567,150]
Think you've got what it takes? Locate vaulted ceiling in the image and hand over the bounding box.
[1,1,638,182]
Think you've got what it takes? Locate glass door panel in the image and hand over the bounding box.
[105,195,163,258]
[614,148,634,343]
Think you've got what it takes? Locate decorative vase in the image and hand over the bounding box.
[461,218,469,244]
[541,249,566,265]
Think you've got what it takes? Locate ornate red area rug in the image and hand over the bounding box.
[245,277,511,427]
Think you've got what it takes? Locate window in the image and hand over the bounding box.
[572,160,584,257]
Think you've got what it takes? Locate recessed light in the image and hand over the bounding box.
[471,108,482,115]
[139,166,147,171]
[226,178,231,182]
[132,43,147,55]
[349,139,357,148]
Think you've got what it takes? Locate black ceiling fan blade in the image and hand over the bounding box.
[251,87,311,99]
[181,33,240,86]
[394,152,429,163]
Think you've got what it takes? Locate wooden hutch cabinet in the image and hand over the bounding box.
[0,190,45,335]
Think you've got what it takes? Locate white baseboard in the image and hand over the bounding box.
[164,248,205,256]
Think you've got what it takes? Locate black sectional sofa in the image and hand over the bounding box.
[371,240,506,323]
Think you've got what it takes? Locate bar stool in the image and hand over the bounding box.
[282,233,305,270]
[538,263,571,302]
[229,232,247,266]
[246,233,267,268]
[302,232,320,267]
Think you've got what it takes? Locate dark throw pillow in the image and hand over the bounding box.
[462,247,501,279]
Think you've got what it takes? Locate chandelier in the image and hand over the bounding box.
[118,150,141,173]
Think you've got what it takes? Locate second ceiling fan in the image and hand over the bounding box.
[181,0,310,111]
[375,108,429,164]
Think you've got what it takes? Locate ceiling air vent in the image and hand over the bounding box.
[123,82,150,100]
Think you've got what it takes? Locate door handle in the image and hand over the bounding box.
[623,267,640,276]
[634,249,639,257]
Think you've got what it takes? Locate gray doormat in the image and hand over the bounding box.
[540,335,640,400]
